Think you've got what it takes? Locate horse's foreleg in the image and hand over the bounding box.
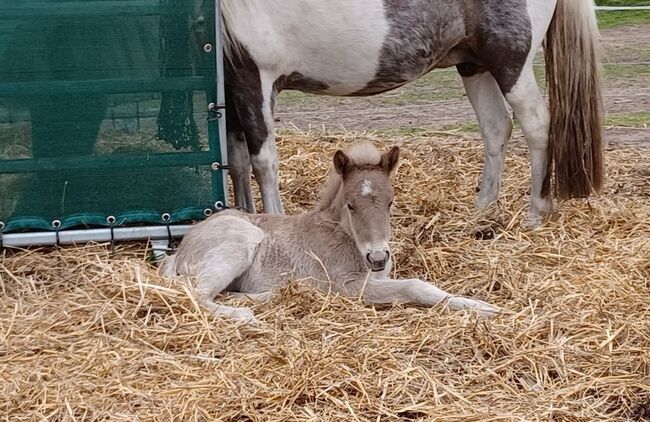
[359,278,499,316]
[249,135,284,214]
[505,65,553,228]
[239,73,284,214]
[226,106,256,212]
[460,69,513,208]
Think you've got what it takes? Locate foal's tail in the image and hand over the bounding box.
[544,0,604,199]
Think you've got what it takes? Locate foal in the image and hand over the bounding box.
[162,144,498,324]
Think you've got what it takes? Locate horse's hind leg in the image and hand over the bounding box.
[458,66,513,208]
[484,2,556,228]
[504,65,553,228]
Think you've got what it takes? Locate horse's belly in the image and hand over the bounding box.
[225,0,390,95]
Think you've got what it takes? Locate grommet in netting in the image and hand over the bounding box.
[162,213,176,252]
[214,201,224,210]
[107,216,117,252]
[207,103,224,121]
[203,208,213,217]
[203,43,213,53]
[52,220,62,246]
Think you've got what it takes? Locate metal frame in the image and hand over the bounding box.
[214,0,229,197]
[0,0,228,248]
[1,225,190,248]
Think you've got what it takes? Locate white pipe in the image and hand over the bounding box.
[594,6,650,10]
[1,225,191,248]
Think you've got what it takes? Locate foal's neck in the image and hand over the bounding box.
[307,176,352,238]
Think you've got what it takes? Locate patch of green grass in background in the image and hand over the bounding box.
[596,0,650,28]
[598,10,650,28]
[602,63,650,79]
[596,0,650,5]
[605,111,650,127]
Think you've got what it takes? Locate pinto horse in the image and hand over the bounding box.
[220,0,603,227]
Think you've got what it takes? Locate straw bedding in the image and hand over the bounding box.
[1,132,649,421]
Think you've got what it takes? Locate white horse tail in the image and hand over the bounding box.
[544,0,604,200]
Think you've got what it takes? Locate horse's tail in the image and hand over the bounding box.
[544,0,604,199]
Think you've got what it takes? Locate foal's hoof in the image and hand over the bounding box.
[475,302,501,317]
[462,299,500,317]
[228,307,260,326]
[451,298,501,317]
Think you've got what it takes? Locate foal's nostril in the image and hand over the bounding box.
[366,250,390,270]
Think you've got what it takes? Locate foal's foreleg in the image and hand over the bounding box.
[461,69,513,208]
[360,278,499,316]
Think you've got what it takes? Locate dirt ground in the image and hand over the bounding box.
[275,24,650,147]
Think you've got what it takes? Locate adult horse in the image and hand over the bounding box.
[220,0,603,228]
[162,143,498,324]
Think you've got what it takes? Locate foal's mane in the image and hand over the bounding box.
[315,143,383,212]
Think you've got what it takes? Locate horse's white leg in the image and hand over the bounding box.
[245,72,284,214]
[500,0,556,228]
[462,71,513,208]
[348,278,499,316]
[505,65,553,228]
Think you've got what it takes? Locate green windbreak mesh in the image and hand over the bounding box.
[0,0,226,234]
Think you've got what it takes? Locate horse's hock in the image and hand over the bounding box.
[0,0,227,243]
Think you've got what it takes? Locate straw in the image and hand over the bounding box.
[1,132,648,421]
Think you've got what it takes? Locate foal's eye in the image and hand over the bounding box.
[347,203,355,211]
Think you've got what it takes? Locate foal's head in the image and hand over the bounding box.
[333,144,400,272]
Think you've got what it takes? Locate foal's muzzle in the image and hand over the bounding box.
[366,250,390,272]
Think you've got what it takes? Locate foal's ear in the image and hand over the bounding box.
[333,150,353,177]
[381,146,400,174]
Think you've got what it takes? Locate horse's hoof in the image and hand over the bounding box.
[475,195,498,209]
[522,212,544,229]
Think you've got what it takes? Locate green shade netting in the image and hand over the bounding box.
[0,0,225,233]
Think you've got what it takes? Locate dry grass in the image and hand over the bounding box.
[1,133,649,421]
